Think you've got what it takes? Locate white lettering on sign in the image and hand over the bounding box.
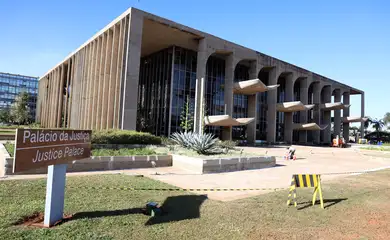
[32,146,85,163]
[64,146,84,157]
[22,130,90,144]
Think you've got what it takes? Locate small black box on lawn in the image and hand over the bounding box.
[146,202,162,216]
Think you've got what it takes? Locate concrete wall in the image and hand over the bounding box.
[172,154,276,174]
[3,155,172,176]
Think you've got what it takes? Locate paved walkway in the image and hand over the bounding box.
[2,146,390,201]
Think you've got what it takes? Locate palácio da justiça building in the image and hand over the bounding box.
[36,8,365,145]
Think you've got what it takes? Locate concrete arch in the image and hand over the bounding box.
[320,85,332,104]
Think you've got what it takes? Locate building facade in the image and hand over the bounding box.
[37,8,365,144]
[0,72,38,120]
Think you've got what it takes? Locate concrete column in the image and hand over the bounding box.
[334,89,342,137]
[343,92,350,141]
[360,92,365,138]
[121,12,143,130]
[101,30,113,130]
[312,82,321,144]
[107,25,120,129]
[247,61,258,145]
[63,60,71,127]
[114,19,126,129]
[322,87,332,144]
[194,38,208,134]
[96,33,107,130]
[284,74,294,144]
[266,68,278,143]
[221,54,235,141]
[57,65,65,128]
[299,78,308,143]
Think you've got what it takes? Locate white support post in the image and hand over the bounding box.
[44,164,67,227]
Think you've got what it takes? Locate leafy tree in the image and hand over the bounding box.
[384,112,390,125]
[349,126,359,138]
[10,92,31,125]
[0,109,10,124]
[179,95,194,133]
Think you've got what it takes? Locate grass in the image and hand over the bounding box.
[1,171,390,239]
[4,142,14,157]
[0,129,15,134]
[152,146,259,159]
[92,148,158,156]
[360,146,390,151]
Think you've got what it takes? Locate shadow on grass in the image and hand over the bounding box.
[63,195,207,226]
[297,198,347,210]
[145,195,207,225]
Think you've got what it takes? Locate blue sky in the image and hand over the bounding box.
[0,0,389,120]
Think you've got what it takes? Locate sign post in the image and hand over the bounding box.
[13,128,91,227]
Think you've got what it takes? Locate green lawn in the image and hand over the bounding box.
[1,171,390,239]
[361,146,390,151]
[4,142,14,157]
[0,130,15,134]
[152,146,259,159]
[91,148,159,156]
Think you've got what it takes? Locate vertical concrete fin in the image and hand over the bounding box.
[120,11,143,130]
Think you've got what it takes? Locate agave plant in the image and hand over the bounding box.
[170,132,194,148]
[170,132,219,154]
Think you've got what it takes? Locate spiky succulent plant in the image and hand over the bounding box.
[170,132,219,154]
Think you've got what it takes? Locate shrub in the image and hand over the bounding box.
[92,129,161,145]
[217,140,238,152]
[170,132,219,154]
[161,136,175,146]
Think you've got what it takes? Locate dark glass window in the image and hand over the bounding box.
[204,56,225,138]
[276,77,286,142]
[256,70,269,140]
[232,64,249,140]
[138,47,173,136]
[171,47,197,134]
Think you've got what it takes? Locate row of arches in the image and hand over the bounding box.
[180,48,350,143]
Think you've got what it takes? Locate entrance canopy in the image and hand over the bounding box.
[233,79,279,95]
[204,115,254,127]
[343,116,368,123]
[277,101,315,112]
[293,123,328,131]
[321,102,350,111]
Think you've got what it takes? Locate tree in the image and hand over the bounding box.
[368,117,385,141]
[0,109,10,124]
[179,95,194,133]
[368,118,385,132]
[10,92,31,125]
[349,126,359,138]
[384,112,390,125]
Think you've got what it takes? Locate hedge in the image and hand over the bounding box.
[92,129,161,145]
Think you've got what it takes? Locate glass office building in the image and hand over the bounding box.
[0,72,38,120]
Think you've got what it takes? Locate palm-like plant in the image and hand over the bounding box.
[368,118,385,132]
[367,117,385,141]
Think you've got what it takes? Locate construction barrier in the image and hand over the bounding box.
[287,174,324,209]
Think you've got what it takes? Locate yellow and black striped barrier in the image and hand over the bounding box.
[287,174,324,209]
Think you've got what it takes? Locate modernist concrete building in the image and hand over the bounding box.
[37,7,365,144]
